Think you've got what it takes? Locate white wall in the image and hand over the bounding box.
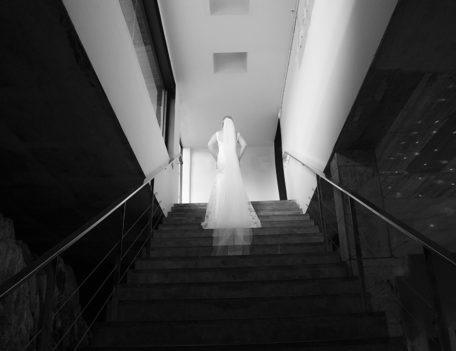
[280,0,397,211]
[62,0,169,178]
[186,146,279,203]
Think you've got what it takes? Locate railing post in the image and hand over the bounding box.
[115,202,127,285]
[348,197,370,312]
[316,175,329,250]
[39,258,57,351]
[109,202,127,320]
[146,182,155,258]
[424,248,451,351]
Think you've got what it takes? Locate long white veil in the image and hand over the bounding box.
[202,118,261,255]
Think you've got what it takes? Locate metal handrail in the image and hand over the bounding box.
[283,151,456,267]
[0,156,181,299]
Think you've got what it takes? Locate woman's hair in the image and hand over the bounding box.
[222,115,233,126]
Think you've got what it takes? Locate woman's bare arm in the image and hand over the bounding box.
[238,133,247,160]
[208,133,218,160]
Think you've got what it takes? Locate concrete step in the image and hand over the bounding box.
[164,214,310,223]
[127,263,348,284]
[170,205,301,215]
[84,337,405,350]
[117,277,360,300]
[150,233,323,248]
[149,242,327,257]
[166,220,311,231]
[154,226,320,237]
[173,200,299,209]
[166,209,310,220]
[134,252,340,270]
[159,220,315,230]
[91,313,389,347]
[116,294,365,321]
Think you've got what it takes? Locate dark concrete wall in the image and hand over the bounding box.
[0,0,144,254]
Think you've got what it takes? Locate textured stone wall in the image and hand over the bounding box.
[0,214,89,350]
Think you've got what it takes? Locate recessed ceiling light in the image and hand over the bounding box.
[213,52,248,73]
[209,0,249,15]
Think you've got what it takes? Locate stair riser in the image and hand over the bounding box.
[92,315,388,346]
[149,244,326,257]
[150,235,323,248]
[170,206,300,214]
[134,254,340,270]
[127,265,348,284]
[172,202,299,210]
[155,227,320,235]
[117,279,360,300]
[160,220,315,230]
[165,214,310,223]
[166,210,310,220]
[83,341,404,351]
[154,227,320,239]
[116,295,364,321]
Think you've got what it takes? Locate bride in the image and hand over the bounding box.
[202,116,261,255]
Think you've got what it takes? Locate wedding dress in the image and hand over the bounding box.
[202,118,261,255]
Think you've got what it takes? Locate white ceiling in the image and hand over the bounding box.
[158,0,298,148]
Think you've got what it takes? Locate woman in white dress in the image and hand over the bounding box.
[202,116,261,255]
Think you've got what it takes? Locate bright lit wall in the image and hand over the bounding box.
[280,0,397,211]
[63,0,183,214]
[63,0,169,177]
[184,146,279,203]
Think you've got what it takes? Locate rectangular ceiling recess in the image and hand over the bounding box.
[213,52,248,73]
[209,0,249,15]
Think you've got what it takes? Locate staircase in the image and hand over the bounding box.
[88,200,403,350]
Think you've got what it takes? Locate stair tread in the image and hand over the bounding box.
[137,252,338,261]
[100,311,385,323]
[132,262,345,273]
[115,294,366,321]
[119,292,363,303]
[120,276,358,288]
[83,337,404,350]
[92,313,388,347]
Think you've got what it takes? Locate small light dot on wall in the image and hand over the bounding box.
[437,98,447,102]
[418,194,423,198]
[432,130,437,134]
[400,141,406,145]
[418,177,423,180]
[423,163,428,166]
[417,120,422,124]
[415,141,419,144]
[429,223,435,228]
[414,152,420,156]
[434,120,440,124]
[434,149,439,152]
[441,160,449,164]
[403,157,407,160]
[453,130,456,135]
[451,183,455,186]
[411,131,418,135]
